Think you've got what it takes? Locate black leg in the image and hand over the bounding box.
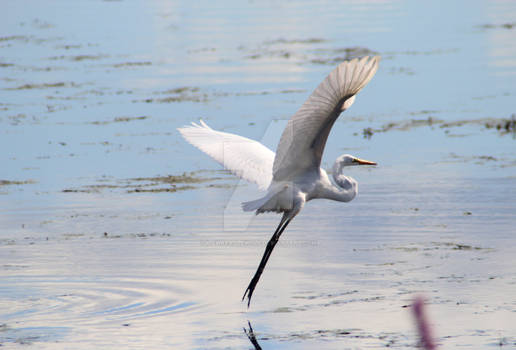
[242,214,292,307]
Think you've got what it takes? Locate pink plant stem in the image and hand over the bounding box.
[413,296,437,350]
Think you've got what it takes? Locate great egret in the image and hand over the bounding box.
[178,55,380,307]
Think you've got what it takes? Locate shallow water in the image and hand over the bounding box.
[1,1,516,348]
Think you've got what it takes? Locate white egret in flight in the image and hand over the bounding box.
[179,56,380,307]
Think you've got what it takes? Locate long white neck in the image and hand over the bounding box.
[322,162,358,202]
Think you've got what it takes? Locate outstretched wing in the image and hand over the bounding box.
[178,120,275,190]
[272,56,380,181]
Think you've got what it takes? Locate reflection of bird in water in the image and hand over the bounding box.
[243,321,262,350]
[179,56,380,307]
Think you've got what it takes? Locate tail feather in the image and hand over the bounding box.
[241,184,294,214]
[242,196,269,212]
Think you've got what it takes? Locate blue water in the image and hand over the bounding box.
[1,1,515,349]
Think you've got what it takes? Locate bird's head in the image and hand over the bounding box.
[336,154,377,168]
[331,154,377,193]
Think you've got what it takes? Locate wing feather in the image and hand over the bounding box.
[178,121,274,190]
[272,56,380,181]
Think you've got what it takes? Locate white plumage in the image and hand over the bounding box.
[273,56,379,180]
[178,120,274,190]
[178,56,380,307]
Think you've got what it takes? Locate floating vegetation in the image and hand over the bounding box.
[213,88,305,98]
[160,87,199,95]
[360,115,516,138]
[355,242,494,253]
[6,113,29,125]
[5,82,80,90]
[361,117,442,138]
[7,64,67,72]
[111,61,152,68]
[135,87,208,104]
[479,22,516,30]
[55,44,83,50]
[0,179,36,186]
[0,35,65,46]
[263,38,327,45]
[61,172,230,194]
[433,242,489,250]
[131,174,215,184]
[292,290,359,300]
[0,35,29,42]
[240,37,378,66]
[239,88,305,97]
[127,174,224,193]
[89,116,148,125]
[48,54,107,61]
[444,152,515,167]
[0,35,56,46]
[114,116,147,122]
[102,232,173,240]
[310,46,378,65]
[241,324,411,350]
[127,185,196,193]
[483,114,516,133]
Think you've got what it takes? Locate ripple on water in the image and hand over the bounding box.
[0,276,199,327]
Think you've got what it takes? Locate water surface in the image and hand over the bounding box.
[1,1,516,348]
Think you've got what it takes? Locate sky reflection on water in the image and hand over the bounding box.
[1,0,516,349]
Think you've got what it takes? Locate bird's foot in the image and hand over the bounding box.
[242,280,256,308]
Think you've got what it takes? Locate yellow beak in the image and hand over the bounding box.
[354,158,377,166]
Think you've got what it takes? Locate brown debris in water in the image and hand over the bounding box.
[0,179,36,186]
[111,61,152,68]
[89,116,148,125]
[361,114,516,138]
[62,172,227,194]
[135,87,207,104]
[5,82,79,90]
[479,22,516,30]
